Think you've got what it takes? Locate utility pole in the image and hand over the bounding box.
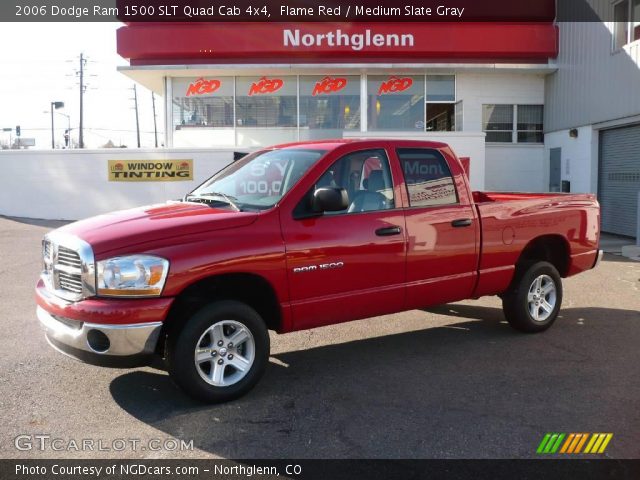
[133,85,141,148]
[152,92,158,148]
[79,53,86,148]
[51,109,55,149]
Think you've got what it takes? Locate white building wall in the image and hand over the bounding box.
[484,146,547,192]
[545,21,640,132]
[457,72,547,192]
[544,127,599,194]
[0,148,237,220]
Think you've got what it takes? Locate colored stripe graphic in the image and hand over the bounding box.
[574,433,590,453]
[537,434,552,454]
[584,433,614,454]
[537,433,565,454]
[538,433,612,454]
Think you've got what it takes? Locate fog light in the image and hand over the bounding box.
[87,329,110,353]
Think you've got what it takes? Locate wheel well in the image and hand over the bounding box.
[156,273,282,356]
[517,235,570,277]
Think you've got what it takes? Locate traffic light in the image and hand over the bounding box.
[15,125,20,137]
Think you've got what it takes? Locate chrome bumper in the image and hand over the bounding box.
[37,306,162,362]
[593,249,604,269]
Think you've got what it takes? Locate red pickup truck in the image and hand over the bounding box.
[36,139,601,402]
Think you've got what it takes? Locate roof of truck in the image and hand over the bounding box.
[269,138,450,151]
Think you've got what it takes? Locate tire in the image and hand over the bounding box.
[167,300,270,403]
[502,261,563,333]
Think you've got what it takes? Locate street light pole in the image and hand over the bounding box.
[51,108,55,149]
[50,101,65,149]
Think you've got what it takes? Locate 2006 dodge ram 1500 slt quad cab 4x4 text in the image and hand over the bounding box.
[36,139,602,402]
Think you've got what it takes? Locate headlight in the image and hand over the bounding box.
[96,255,169,297]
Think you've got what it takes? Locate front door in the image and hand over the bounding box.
[280,148,406,331]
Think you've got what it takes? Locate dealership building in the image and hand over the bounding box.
[117,9,640,237]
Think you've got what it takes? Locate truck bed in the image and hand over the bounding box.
[469,189,600,298]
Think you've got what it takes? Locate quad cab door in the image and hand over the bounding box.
[280,147,407,331]
[393,147,479,308]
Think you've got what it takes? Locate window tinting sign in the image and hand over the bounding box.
[108,160,193,182]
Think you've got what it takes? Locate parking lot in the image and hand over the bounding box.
[1,215,639,459]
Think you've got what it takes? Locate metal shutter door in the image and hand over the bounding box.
[599,124,640,237]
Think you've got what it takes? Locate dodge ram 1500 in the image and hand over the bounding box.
[36,139,601,402]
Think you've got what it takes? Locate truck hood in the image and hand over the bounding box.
[58,201,259,255]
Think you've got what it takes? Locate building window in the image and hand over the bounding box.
[367,75,425,131]
[613,0,640,49]
[483,104,514,143]
[235,76,297,127]
[483,104,544,144]
[172,77,234,129]
[299,76,360,130]
[397,148,458,207]
[426,75,456,132]
[517,105,544,143]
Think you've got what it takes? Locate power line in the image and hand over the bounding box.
[152,92,158,148]
[79,53,86,148]
[131,84,141,148]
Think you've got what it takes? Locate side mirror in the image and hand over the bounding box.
[312,187,349,213]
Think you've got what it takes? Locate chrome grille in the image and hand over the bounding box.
[58,271,83,293]
[41,233,95,301]
[57,246,82,269]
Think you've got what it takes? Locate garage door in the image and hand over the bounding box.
[599,124,640,237]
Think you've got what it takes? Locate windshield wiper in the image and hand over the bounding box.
[184,192,242,212]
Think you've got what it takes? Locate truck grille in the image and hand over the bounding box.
[42,234,95,301]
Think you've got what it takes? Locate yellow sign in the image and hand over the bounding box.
[108,160,193,182]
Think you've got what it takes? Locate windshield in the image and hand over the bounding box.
[188,148,325,210]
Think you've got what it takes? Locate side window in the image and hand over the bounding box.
[397,148,458,207]
[297,149,395,216]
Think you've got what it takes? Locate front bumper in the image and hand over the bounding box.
[38,307,162,367]
[593,249,604,269]
[35,280,173,367]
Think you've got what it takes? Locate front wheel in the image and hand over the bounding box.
[167,300,270,403]
[502,261,563,333]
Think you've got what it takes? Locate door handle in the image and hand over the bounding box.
[451,218,473,228]
[375,226,402,236]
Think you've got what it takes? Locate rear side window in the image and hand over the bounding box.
[397,148,458,207]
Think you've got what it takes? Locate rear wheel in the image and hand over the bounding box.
[167,300,270,403]
[502,261,563,333]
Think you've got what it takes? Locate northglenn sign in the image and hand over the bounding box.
[283,29,414,51]
[117,23,559,64]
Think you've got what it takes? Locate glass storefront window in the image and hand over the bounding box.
[170,74,462,146]
[426,75,455,102]
[172,77,233,130]
[426,75,456,132]
[367,75,425,131]
[235,76,297,127]
[299,75,360,130]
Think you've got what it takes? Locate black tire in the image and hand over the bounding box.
[167,300,270,403]
[502,261,563,333]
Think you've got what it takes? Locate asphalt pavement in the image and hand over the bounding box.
[1,215,639,459]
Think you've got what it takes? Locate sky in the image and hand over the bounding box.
[0,22,164,149]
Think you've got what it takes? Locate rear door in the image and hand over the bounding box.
[394,147,479,309]
[280,147,407,331]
